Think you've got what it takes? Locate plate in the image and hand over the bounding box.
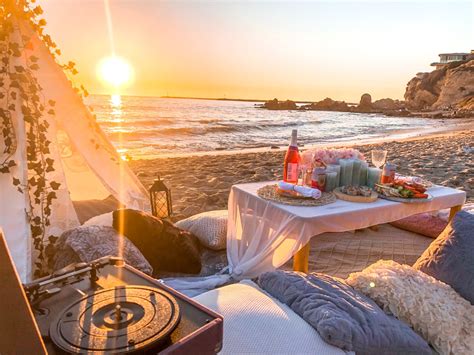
[333,187,378,203]
[377,193,433,203]
[375,183,433,203]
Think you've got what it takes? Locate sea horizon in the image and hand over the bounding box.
[91,92,369,106]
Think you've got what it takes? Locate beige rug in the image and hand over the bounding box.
[282,224,433,279]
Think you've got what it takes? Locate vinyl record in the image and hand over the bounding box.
[50,286,180,354]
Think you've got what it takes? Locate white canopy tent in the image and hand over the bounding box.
[0,15,149,282]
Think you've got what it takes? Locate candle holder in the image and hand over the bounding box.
[149,176,173,218]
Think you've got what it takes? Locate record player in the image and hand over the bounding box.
[0,232,223,354]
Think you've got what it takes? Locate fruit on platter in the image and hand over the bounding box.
[375,179,429,199]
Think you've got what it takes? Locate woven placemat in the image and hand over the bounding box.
[257,184,336,207]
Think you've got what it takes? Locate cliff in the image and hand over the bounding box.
[405,59,474,111]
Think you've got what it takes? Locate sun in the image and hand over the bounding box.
[97,56,134,88]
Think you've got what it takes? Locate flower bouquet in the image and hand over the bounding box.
[301,148,365,166]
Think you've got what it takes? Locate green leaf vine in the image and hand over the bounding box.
[0,0,89,277]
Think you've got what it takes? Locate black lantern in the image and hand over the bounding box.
[149,176,173,218]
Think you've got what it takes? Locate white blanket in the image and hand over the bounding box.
[194,280,352,355]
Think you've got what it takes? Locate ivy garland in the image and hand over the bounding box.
[1,0,88,277]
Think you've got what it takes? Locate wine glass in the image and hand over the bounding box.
[371,150,388,169]
[298,163,307,185]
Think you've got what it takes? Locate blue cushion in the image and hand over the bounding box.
[414,210,474,304]
[258,271,431,354]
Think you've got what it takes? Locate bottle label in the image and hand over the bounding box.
[287,163,298,182]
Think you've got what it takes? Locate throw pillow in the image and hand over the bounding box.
[83,211,113,226]
[258,270,431,354]
[413,210,474,304]
[347,260,474,355]
[175,210,227,250]
[53,225,153,275]
[72,195,123,224]
[390,213,447,238]
[112,209,201,274]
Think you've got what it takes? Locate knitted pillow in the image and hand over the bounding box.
[258,270,431,354]
[175,210,228,250]
[413,211,474,304]
[390,213,447,238]
[347,260,474,355]
[112,209,202,274]
[53,225,153,275]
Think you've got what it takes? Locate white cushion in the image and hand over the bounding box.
[83,212,113,226]
[347,260,474,355]
[175,210,227,250]
[194,280,350,355]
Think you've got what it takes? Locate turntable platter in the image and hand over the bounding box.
[50,286,180,353]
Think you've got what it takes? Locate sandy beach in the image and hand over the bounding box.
[130,128,474,221]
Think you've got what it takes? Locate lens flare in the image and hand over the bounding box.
[97,56,134,88]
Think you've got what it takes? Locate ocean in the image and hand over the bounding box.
[86,95,440,160]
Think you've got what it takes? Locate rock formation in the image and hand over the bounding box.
[269,95,408,115]
[263,98,297,110]
[300,98,349,111]
[260,57,473,118]
[372,98,404,111]
[405,59,474,111]
[357,93,372,112]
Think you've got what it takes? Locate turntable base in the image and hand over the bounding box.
[50,286,180,353]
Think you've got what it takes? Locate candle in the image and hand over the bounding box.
[352,159,362,186]
[367,167,382,188]
[359,161,368,186]
[339,159,354,187]
[325,171,338,192]
[326,164,341,187]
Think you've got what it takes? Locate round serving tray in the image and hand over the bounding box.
[257,184,337,207]
[333,187,378,203]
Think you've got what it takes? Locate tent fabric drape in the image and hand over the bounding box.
[0,18,149,282]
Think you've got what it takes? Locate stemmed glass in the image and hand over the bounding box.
[298,163,308,186]
[297,151,313,186]
[371,150,388,168]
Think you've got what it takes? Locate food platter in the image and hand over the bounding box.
[333,187,378,203]
[377,193,433,203]
[375,182,433,203]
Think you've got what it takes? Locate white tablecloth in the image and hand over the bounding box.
[166,181,465,295]
[226,181,466,279]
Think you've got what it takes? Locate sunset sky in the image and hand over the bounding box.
[38,0,472,102]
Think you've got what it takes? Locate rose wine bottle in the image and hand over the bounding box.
[283,129,300,183]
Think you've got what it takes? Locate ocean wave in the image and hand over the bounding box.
[103,119,327,139]
[105,125,243,139]
[98,118,176,126]
[161,126,241,135]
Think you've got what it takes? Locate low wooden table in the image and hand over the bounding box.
[228,181,466,275]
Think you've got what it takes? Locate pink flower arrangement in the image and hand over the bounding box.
[301,148,365,166]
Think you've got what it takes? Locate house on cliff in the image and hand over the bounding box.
[430,50,473,70]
